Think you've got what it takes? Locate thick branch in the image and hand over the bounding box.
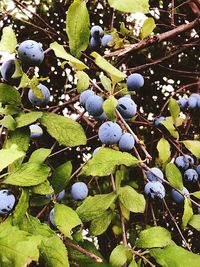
[106,18,200,57]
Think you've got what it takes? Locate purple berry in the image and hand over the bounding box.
[119,133,135,151]
[184,169,198,182]
[171,187,189,204]
[90,25,104,38]
[71,182,88,200]
[117,97,137,119]
[28,83,50,106]
[101,34,113,47]
[144,181,165,199]
[80,90,95,106]
[29,124,43,138]
[154,116,165,126]
[127,73,144,91]
[146,167,164,182]
[85,95,104,116]
[98,121,122,145]
[0,190,15,215]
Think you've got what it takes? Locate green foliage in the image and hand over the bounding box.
[50,42,88,70]
[100,75,112,92]
[169,97,180,126]
[103,95,117,120]
[135,226,172,248]
[90,210,113,236]
[109,244,132,267]
[107,0,149,13]
[80,148,139,177]
[157,137,171,166]
[161,119,179,139]
[189,215,200,231]
[182,140,200,158]
[54,203,82,239]
[50,161,72,193]
[140,18,156,39]
[15,112,43,128]
[165,163,183,190]
[66,0,90,58]
[0,83,21,106]
[0,26,17,53]
[76,71,90,93]
[150,244,200,267]
[4,162,50,186]
[39,112,87,147]
[76,192,116,222]
[29,148,51,163]
[91,52,127,82]
[12,189,29,226]
[0,220,40,267]
[182,198,193,228]
[0,115,16,131]
[118,186,146,213]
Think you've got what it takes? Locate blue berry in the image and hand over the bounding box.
[101,34,113,47]
[154,116,165,126]
[184,155,194,166]
[188,94,200,109]
[144,181,165,199]
[71,182,88,200]
[117,97,137,119]
[98,121,122,145]
[119,133,135,151]
[49,208,55,226]
[92,147,102,156]
[18,40,44,66]
[171,187,189,204]
[28,83,50,106]
[85,95,104,116]
[90,37,101,49]
[196,165,200,175]
[91,25,104,38]
[0,59,15,82]
[46,188,65,201]
[80,90,95,106]
[175,156,189,170]
[127,73,144,90]
[146,167,164,182]
[184,169,198,182]
[178,97,188,109]
[29,124,43,138]
[93,112,107,121]
[0,190,15,215]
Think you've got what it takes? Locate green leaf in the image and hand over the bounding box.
[182,198,193,228]
[39,237,69,267]
[161,120,179,139]
[90,210,113,236]
[12,59,23,79]
[119,186,146,213]
[0,115,16,131]
[0,220,40,267]
[0,83,21,106]
[110,245,131,267]
[91,52,127,83]
[140,18,156,39]
[135,226,171,248]
[165,163,183,190]
[76,71,90,93]
[100,75,112,92]
[31,180,53,195]
[29,148,51,164]
[50,161,72,194]
[150,244,200,267]
[54,203,82,239]
[103,95,117,121]
[190,191,200,199]
[40,112,87,147]
[80,148,138,177]
[169,97,180,125]
[156,137,171,166]
[76,192,116,222]
[183,140,200,158]
[18,73,30,89]
[0,144,24,172]
[4,162,50,186]
[16,112,43,128]
[29,77,45,98]
[107,0,149,13]
[66,0,90,58]
[20,215,69,267]
[189,215,200,231]
[128,259,138,267]
[12,189,29,226]
[0,104,20,115]
[4,128,30,172]
[50,42,88,70]
[0,27,17,53]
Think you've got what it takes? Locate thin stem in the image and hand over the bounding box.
[129,248,156,267]
[64,239,103,263]
[162,199,191,251]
